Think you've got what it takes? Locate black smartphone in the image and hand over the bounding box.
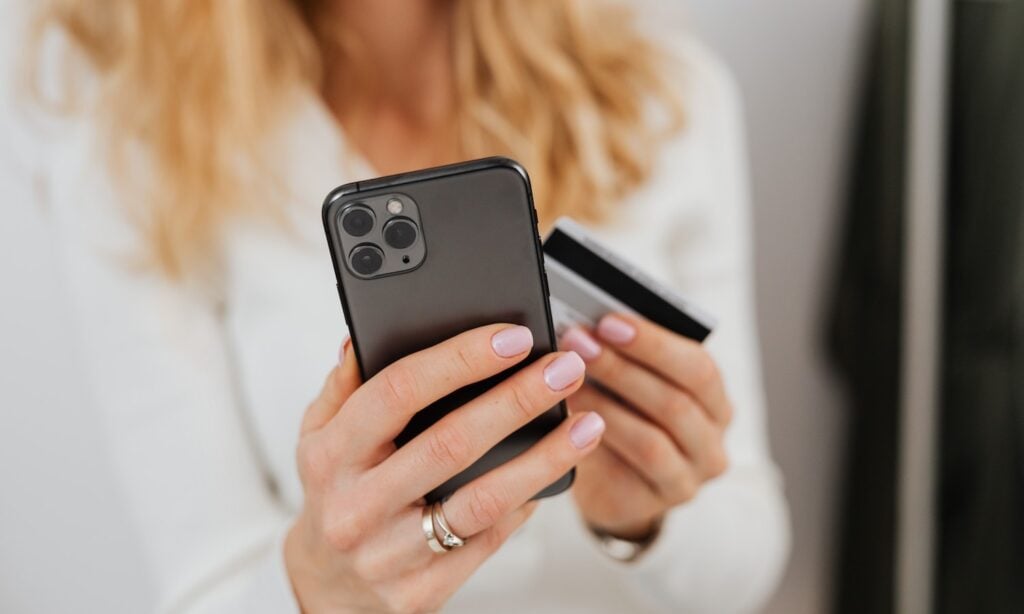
[322,157,572,503]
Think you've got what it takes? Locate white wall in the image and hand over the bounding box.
[0,5,152,609]
[675,2,869,613]
[0,163,154,614]
[0,2,867,612]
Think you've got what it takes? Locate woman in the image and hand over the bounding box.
[33,0,789,611]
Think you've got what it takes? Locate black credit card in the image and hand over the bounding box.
[543,217,715,342]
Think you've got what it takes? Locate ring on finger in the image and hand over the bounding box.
[422,504,447,553]
[432,501,467,550]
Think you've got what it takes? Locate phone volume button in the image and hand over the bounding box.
[336,284,353,327]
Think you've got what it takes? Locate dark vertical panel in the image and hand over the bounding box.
[826,0,910,611]
[938,1,1024,612]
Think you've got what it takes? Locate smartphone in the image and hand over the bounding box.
[322,157,572,503]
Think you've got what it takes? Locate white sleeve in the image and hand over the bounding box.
[46,124,301,614]
[618,42,791,613]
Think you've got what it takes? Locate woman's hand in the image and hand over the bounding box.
[285,324,603,613]
[560,313,733,541]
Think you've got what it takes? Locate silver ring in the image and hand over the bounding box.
[431,501,466,550]
[422,504,447,553]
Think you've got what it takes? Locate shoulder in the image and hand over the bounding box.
[632,34,750,204]
[622,35,753,272]
[660,36,747,153]
[672,38,742,102]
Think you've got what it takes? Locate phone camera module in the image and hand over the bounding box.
[342,205,375,237]
[350,244,385,276]
[335,195,424,278]
[383,218,418,250]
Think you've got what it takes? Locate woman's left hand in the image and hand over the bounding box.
[560,313,733,541]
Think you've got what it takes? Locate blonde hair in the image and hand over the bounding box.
[33,0,683,277]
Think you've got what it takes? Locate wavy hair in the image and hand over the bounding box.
[33,0,684,277]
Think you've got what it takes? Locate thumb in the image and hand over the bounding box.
[301,335,362,434]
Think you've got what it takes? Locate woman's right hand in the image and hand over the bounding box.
[284,324,603,613]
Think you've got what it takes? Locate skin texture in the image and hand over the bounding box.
[323,0,460,175]
[563,314,733,539]
[285,325,602,612]
[286,1,735,610]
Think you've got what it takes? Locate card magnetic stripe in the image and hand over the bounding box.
[543,229,712,342]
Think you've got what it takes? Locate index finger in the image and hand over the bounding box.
[595,313,731,425]
[325,323,536,461]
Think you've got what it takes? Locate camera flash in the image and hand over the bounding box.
[386,198,404,215]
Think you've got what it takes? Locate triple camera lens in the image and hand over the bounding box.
[341,206,374,237]
[341,202,420,277]
[383,218,418,249]
[350,245,385,276]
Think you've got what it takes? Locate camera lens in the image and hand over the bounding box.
[383,218,418,250]
[350,245,384,276]
[341,206,374,237]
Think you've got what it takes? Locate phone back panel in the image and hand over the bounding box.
[322,158,571,502]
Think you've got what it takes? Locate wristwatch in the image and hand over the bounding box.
[588,518,663,563]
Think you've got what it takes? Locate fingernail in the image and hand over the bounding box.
[544,351,585,391]
[338,334,351,366]
[491,325,534,358]
[560,327,602,361]
[597,315,636,345]
[569,412,605,449]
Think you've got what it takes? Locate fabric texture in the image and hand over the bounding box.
[42,39,788,613]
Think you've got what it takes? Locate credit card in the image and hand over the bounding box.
[543,217,716,342]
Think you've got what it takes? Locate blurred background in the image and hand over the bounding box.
[2,0,1021,613]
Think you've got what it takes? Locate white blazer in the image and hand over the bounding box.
[39,38,789,613]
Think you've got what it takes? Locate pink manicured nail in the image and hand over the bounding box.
[338,334,351,366]
[597,315,636,345]
[560,327,602,361]
[569,412,605,449]
[491,325,534,358]
[544,351,585,391]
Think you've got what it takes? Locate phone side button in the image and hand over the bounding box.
[336,284,353,328]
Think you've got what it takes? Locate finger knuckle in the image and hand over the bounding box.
[323,519,361,552]
[466,484,509,529]
[300,399,322,433]
[720,401,735,426]
[453,344,478,380]
[666,391,692,420]
[295,438,318,477]
[691,352,720,389]
[638,432,673,469]
[351,549,390,583]
[670,473,699,503]
[324,365,345,399]
[425,425,473,469]
[295,438,332,488]
[706,445,730,478]
[542,433,574,469]
[507,383,540,422]
[322,504,368,552]
[380,366,416,409]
